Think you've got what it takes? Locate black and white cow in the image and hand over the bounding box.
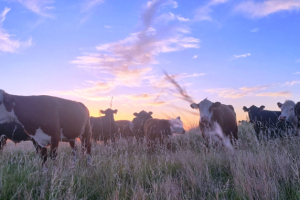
[278,100,300,136]
[243,105,292,139]
[0,122,40,151]
[190,99,238,149]
[0,90,92,165]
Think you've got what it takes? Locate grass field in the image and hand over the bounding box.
[1,122,300,200]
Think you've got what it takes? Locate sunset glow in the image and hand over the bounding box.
[1,0,300,125]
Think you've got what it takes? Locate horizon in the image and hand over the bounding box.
[1,0,300,126]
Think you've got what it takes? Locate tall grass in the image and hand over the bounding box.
[1,122,300,200]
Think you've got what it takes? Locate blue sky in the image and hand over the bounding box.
[1,0,300,124]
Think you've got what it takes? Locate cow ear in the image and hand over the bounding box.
[243,106,249,112]
[209,102,221,112]
[3,93,12,103]
[113,109,118,114]
[190,103,199,109]
[295,102,300,115]
[100,110,105,114]
[148,111,153,115]
[277,102,282,108]
[259,105,265,111]
[133,112,138,116]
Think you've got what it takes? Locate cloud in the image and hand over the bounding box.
[82,0,105,12]
[297,59,300,63]
[206,84,277,98]
[148,72,205,88]
[70,0,199,93]
[193,55,198,59]
[18,0,55,18]
[0,7,10,23]
[235,0,300,18]
[195,0,228,21]
[293,72,300,74]
[104,25,111,29]
[0,8,32,53]
[256,91,291,97]
[251,28,259,32]
[284,81,300,86]
[233,53,251,59]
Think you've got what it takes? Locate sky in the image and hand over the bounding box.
[0,0,300,127]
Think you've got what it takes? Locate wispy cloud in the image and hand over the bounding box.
[233,53,251,59]
[284,81,300,86]
[69,0,199,98]
[293,72,300,74]
[195,0,228,21]
[256,91,291,97]
[297,59,300,63]
[193,55,198,59]
[251,28,259,32]
[18,0,55,18]
[0,7,32,53]
[104,25,111,29]
[206,84,277,98]
[235,0,300,18]
[82,0,105,12]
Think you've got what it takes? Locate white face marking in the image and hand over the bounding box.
[198,99,213,122]
[279,100,296,122]
[30,128,51,148]
[169,117,185,134]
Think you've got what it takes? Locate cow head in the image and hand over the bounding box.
[277,100,297,123]
[190,98,221,126]
[169,116,185,134]
[132,110,153,136]
[0,90,16,124]
[100,108,118,118]
[242,105,265,122]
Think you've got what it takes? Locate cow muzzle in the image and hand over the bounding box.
[279,115,286,121]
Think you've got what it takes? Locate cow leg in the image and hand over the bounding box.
[0,135,7,151]
[103,136,108,146]
[32,139,42,154]
[41,147,48,165]
[50,138,59,160]
[69,141,77,162]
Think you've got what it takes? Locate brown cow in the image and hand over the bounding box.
[190,98,238,149]
[144,117,185,150]
[0,90,92,165]
[132,110,153,144]
[90,109,118,145]
[115,120,134,139]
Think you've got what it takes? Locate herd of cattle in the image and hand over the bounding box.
[0,89,300,165]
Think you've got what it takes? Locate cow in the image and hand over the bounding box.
[144,117,185,151]
[115,120,134,139]
[90,108,118,145]
[277,100,300,136]
[0,90,92,165]
[131,110,153,144]
[242,105,292,139]
[0,122,40,152]
[190,99,238,148]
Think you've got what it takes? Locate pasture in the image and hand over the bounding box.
[0,122,300,200]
